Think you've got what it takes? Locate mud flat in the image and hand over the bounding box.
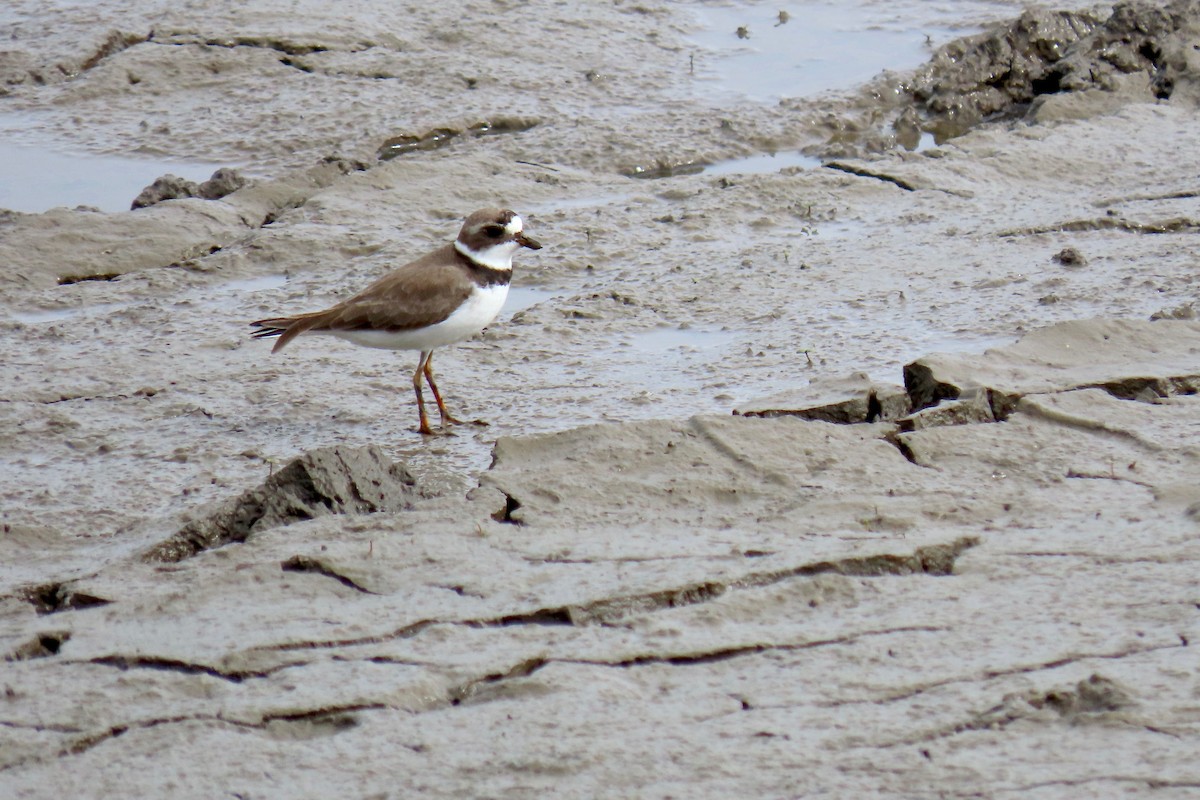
[2,1,1200,797]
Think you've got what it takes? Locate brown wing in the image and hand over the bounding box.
[254,245,474,353]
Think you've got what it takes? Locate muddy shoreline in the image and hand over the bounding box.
[3,1,1200,797]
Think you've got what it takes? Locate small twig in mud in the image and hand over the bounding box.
[514,160,559,172]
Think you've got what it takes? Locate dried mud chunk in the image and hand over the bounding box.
[898,389,995,431]
[907,0,1200,139]
[909,8,1103,136]
[1052,246,1087,267]
[904,319,1200,422]
[6,631,71,661]
[144,445,418,562]
[735,372,910,424]
[131,174,200,210]
[132,168,248,209]
[198,168,247,199]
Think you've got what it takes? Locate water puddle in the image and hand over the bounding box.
[504,287,558,317]
[8,274,290,324]
[688,3,978,103]
[605,325,739,394]
[628,162,707,180]
[798,219,867,239]
[628,151,821,181]
[7,303,123,324]
[0,139,227,214]
[705,151,822,176]
[626,325,735,355]
[523,193,633,216]
[864,328,1015,383]
[212,275,289,295]
[912,331,1014,360]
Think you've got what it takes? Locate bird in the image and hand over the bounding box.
[250,207,542,435]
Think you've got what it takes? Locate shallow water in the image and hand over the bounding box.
[0,140,228,214]
[6,302,124,324]
[687,2,987,103]
[504,287,559,317]
[705,151,822,176]
[212,275,289,294]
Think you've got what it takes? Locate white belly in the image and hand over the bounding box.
[328,283,509,352]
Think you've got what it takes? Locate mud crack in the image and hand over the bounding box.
[143,444,418,562]
[448,657,549,706]
[445,627,944,711]
[903,360,1200,422]
[1,28,150,91]
[826,638,1188,709]
[78,30,149,75]
[248,537,978,655]
[823,163,916,191]
[149,32,335,57]
[0,703,381,772]
[999,216,1200,236]
[566,625,946,669]
[1094,189,1200,208]
[82,654,303,683]
[734,537,977,587]
[377,118,539,161]
[5,632,71,662]
[281,555,379,595]
[15,581,110,615]
[870,673,1140,749]
[998,777,1200,793]
[56,273,122,286]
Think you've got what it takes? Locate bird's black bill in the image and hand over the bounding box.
[517,233,543,250]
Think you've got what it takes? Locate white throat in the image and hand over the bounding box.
[456,239,519,271]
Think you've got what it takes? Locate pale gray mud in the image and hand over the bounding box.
[2,1,1200,797]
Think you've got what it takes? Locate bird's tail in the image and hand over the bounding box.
[249,313,324,353]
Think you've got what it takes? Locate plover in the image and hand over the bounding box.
[251,207,542,435]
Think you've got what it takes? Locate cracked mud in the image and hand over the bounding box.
[2,1,1200,798]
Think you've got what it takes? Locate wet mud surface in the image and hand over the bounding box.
[2,1,1200,797]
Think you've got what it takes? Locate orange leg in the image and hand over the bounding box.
[422,351,465,427]
[412,351,435,435]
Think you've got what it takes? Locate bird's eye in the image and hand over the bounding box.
[484,225,504,238]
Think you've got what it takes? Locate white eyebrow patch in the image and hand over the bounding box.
[504,215,524,236]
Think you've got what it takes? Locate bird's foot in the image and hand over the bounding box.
[439,413,488,428]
